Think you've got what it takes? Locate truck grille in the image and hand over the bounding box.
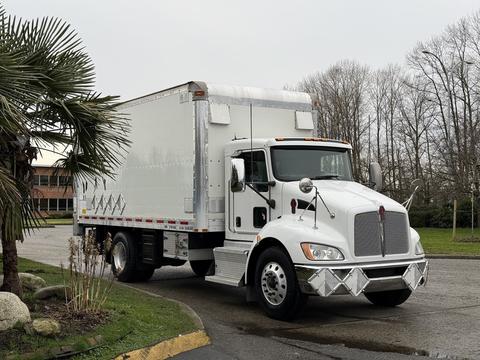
[354,211,409,257]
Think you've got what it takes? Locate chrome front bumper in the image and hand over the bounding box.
[295,259,428,297]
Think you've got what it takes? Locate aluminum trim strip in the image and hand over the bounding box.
[194,100,209,230]
[294,258,427,270]
[209,95,312,111]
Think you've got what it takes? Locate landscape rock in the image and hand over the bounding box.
[0,273,48,291]
[0,292,31,331]
[32,318,61,337]
[18,273,47,291]
[33,285,70,301]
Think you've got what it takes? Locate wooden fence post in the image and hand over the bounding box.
[452,199,457,241]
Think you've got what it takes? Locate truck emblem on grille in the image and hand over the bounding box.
[378,206,386,257]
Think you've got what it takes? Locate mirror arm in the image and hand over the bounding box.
[315,187,335,219]
[246,183,276,209]
[298,195,317,222]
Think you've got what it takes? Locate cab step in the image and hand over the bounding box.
[205,245,250,287]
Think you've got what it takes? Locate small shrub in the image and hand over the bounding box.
[63,233,113,314]
[409,198,478,228]
[47,212,73,219]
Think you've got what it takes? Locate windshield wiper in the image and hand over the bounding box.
[311,174,340,180]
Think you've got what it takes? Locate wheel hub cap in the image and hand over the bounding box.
[112,242,127,273]
[261,261,287,305]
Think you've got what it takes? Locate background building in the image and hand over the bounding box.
[31,165,73,217]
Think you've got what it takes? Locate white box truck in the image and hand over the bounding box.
[74,81,428,319]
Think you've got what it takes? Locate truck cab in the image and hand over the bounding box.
[206,137,428,319]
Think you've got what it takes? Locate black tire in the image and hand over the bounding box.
[190,260,213,277]
[135,265,155,282]
[364,288,412,307]
[254,247,307,320]
[111,232,137,282]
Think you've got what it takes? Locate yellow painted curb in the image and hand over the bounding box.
[115,330,210,360]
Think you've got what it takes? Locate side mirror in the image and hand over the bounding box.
[230,158,246,192]
[299,178,314,194]
[411,178,422,191]
[369,162,383,192]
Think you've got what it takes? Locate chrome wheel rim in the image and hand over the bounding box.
[112,242,127,273]
[261,261,287,305]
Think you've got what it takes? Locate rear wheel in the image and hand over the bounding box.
[111,232,137,282]
[364,288,412,306]
[190,260,213,277]
[135,265,155,281]
[254,247,307,320]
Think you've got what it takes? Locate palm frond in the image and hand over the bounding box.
[2,15,95,98]
[0,7,129,242]
[43,94,130,182]
[0,166,20,209]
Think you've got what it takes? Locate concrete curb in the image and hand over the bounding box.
[114,330,210,360]
[427,254,480,260]
[115,283,210,359]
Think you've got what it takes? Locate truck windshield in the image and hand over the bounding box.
[271,146,353,182]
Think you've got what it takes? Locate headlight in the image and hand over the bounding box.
[301,243,344,261]
[415,241,424,255]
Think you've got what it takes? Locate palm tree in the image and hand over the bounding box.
[0,7,129,296]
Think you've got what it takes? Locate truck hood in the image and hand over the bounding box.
[278,180,413,263]
[283,180,406,216]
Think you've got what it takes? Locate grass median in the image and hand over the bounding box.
[416,227,480,256]
[0,257,198,359]
[44,218,73,225]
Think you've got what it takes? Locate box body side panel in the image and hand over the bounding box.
[77,89,195,226]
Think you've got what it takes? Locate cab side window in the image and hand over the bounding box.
[238,151,268,192]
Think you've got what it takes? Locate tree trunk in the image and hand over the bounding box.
[0,219,22,297]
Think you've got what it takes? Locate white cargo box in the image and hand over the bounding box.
[75,81,315,233]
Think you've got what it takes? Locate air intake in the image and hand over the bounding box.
[354,211,409,257]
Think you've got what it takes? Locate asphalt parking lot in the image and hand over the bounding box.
[16,226,480,359]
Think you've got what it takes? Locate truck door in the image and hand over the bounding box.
[230,150,270,239]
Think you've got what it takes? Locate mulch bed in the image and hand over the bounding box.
[35,300,110,336]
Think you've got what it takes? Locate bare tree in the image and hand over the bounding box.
[292,10,480,225]
[298,60,370,180]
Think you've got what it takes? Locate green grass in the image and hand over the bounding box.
[0,257,197,359]
[42,218,73,226]
[416,227,480,256]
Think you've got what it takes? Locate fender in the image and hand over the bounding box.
[244,215,348,285]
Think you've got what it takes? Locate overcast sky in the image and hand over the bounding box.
[4,0,479,164]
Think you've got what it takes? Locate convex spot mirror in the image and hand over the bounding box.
[369,162,383,192]
[231,158,245,192]
[299,178,314,194]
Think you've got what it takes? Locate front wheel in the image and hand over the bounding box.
[364,288,412,306]
[255,247,307,320]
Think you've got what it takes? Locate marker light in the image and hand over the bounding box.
[290,199,297,214]
[415,241,424,255]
